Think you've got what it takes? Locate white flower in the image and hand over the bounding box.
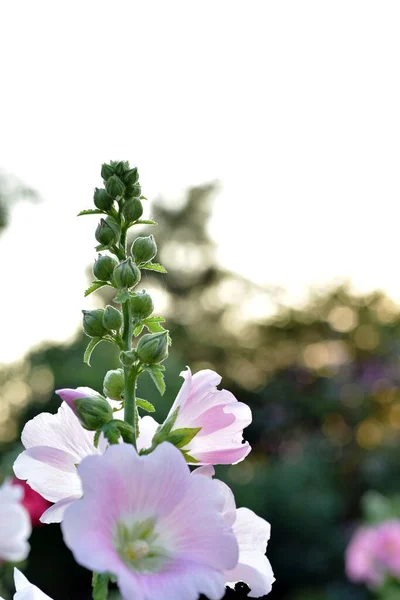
[0,568,52,600]
[0,481,31,562]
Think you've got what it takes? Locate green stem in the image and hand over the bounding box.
[92,573,109,600]
[122,300,137,447]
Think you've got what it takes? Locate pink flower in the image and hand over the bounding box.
[13,394,155,524]
[0,481,31,562]
[193,466,274,597]
[11,479,51,528]
[166,368,252,465]
[374,520,400,579]
[61,442,239,600]
[0,568,52,600]
[345,526,383,587]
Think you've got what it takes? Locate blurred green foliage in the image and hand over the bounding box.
[1,181,400,599]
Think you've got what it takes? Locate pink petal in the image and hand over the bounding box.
[191,443,251,466]
[137,416,159,452]
[40,496,80,524]
[192,465,215,478]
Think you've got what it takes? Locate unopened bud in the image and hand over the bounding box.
[130,290,154,319]
[102,305,123,331]
[136,331,169,364]
[95,217,120,246]
[122,167,139,186]
[113,160,130,176]
[106,175,125,199]
[125,184,142,199]
[122,198,143,223]
[113,258,141,288]
[82,309,107,338]
[93,188,114,211]
[74,396,113,431]
[101,162,115,181]
[103,368,125,400]
[131,235,157,265]
[93,254,118,281]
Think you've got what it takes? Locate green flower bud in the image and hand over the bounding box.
[93,254,118,281]
[113,258,141,288]
[113,160,130,176]
[93,187,114,211]
[131,235,157,265]
[122,198,143,223]
[101,162,115,181]
[136,331,169,364]
[103,368,125,401]
[100,419,135,445]
[102,305,123,331]
[95,217,120,246]
[82,309,107,338]
[106,175,125,199]
[119,350,137,367]
[74,396,113,431]
[125,184,142,199]
[122,167,139,186]
[130,290,154,319]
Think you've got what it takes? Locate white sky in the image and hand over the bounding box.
[0,1,400,362]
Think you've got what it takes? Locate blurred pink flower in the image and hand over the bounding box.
[0,568,52,600]
[0,481,31,562]
[11,479,51,528]
[374,520,400,579]
[13,394,156,524]
[346,526,383,587]
[193,466,274,597]
[61,442,239,600]
[166,368,252,465]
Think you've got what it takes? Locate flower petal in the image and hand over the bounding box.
[40,496,80,524]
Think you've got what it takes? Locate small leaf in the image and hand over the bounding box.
[114,289,131,304]
[142,262,167,273]
[181,450,199,464]
[77,209,105,216]
[84,281,108,297]
[145,316,165,323]
[144,320,166,334]
[147,365,166,395]
[84,337,102,366]
[133,323,145,336]
[136,219,157,225]
[167,427,201,449]
[136,398,156,413]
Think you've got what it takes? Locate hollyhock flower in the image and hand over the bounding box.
[11,479,51,527]
[345,526,383,587]
[0,568,52,600]
[13,396,156,524]
[193,466,274,597]
[61,442,239,600]
[0,481,31,562]
[165,368,252,465]
[374,520,400,579]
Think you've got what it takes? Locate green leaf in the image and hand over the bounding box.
[114,289,131,304]
[146,365,166,395]
[181,449,199,464]
[145,316,165,323]
[84,281,108,297]
[136,398,156,413]
[144,319,166,334]
[135,219,157,225]
[84,337,102,366]
[153,408,179,442]
[78,209,105,216]
[142,262,167,273]
[167,427,201,449]
[133,322,145,336]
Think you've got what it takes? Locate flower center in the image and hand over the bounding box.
[114,517,169,573]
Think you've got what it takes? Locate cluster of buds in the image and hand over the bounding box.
[78,161,170,445]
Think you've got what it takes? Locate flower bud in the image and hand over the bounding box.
[100,419,135,445]
[113,258,141,288]
[122,198,143,223]
[114,161,130,176]
[130,290,154,319]
[106,175,125,199]
[125,184,142,198]
[82,309,107,338]
[122,167,139,186]
[136,331,169,364]
[74,396,113,431]
[101,162,115,181]
[102,305,123,331]
[131,235,157,264]
[93,188,114,211]
[93,254,118,281]
[95,217,120,246]
[103,368,125,401]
